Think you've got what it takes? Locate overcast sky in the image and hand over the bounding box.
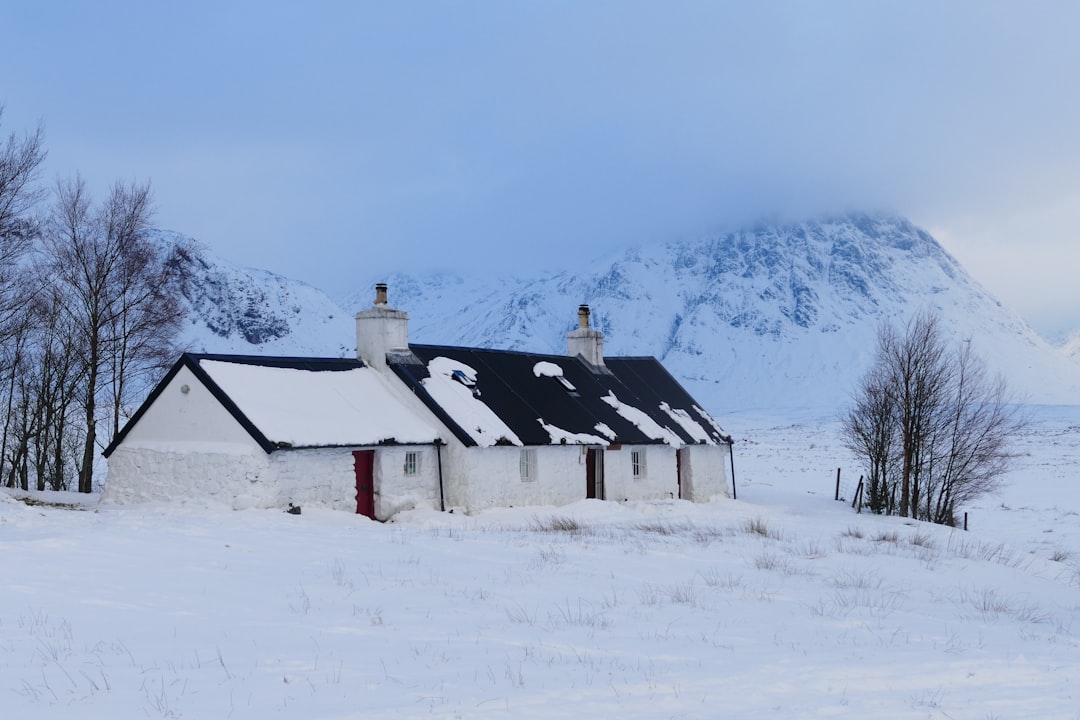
[3,1,1079,337]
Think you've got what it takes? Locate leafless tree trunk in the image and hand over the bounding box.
[0,108,46,488]
[40,175,180,493]
[840,361,897,514]
[881,311,953,517]
[843,309,1020,525]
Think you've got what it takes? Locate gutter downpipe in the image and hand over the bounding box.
[728,438,737,500]
[435,440,446,512]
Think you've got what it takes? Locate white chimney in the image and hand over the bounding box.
[567,304,604,367]
[356,283,409,368]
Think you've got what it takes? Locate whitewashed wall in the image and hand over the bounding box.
[375,446,442,518]
[441,443,586,512]
[104,446,270,507]
[268,448,355,511]
[678,445,732,501]
[439,442,686,512]
[108,443,444,517]
[603,445,680,502]
[266,445,439,517]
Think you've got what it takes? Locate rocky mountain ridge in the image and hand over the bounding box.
[165,215,1080,413]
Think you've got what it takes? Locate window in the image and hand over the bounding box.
[452,368,481,397]
[631,449,646,479]
[520,449,537,482]
[554,375,579,396]
[403,451,420,475]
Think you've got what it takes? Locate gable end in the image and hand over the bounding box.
[103,354,277,457]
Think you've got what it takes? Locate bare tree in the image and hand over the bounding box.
[842,310,1020,525]
[0,108,46,488]
[40,175,182,493]
[0,107,46,341]
[104,236,186,439]
[840,360,898,514]
[1,300,84,491]
[919,342,1016,524]
[0,113,183,494]
[882,312,954,518]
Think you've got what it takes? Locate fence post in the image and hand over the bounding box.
[964,512,968,531]
[835,468,841,501]
[851,476,864,511]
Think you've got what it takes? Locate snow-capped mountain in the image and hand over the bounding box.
[158,230,356,358]
[167,215,1080,414]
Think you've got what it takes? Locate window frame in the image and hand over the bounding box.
[403,450,420,476]
[520,448,537,482]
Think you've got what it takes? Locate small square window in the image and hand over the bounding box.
[631,449,646,479]
[404,451,420,475]
[520,448,537,482]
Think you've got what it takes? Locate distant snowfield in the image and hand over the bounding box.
[3,406,1080,718]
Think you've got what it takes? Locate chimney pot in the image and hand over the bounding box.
[578,304,590,329]
[374,283,388,305]
[568,304,604,368]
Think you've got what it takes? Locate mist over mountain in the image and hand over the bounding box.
[166,214,1080,414]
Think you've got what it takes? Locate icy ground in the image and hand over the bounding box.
[3,406,1080,719]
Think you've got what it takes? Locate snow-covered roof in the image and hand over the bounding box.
[198,359,443,448]
[105,354,443,455]
[107,345,729,457]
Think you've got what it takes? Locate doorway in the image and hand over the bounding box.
[586,448,605,500]
[352,450,375,519]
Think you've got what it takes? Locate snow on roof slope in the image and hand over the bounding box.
[601,391,683,445]
[420,356,523,447]
[199,360,442,447]
[659,401,713,443]
[532,361,563,378]
[537,419,611,445]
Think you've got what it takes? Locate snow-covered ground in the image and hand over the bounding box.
[3,406,1080,719]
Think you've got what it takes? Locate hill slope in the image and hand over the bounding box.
[5,405,1080,717]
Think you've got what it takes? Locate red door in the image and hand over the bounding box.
[353,450,375,519]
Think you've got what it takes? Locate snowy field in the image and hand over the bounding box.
[3,406,1080,719]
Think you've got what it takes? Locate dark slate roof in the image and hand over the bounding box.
[106,347,729,458]
[390,344,731,449]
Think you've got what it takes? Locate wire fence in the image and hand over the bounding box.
[831,467,969,529]
[832,468,863,507]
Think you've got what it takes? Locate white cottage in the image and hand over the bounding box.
[104,285,734,519]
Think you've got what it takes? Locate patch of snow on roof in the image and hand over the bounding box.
[693,405,731,440]
[422,357,522,447]
[594,423,616,440]
[532,361,564,378]
[537,419,610,446]
[660,402,713,444]
[200,361,442,447]
[600,391,683,445]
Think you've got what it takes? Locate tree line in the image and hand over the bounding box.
[841,310,1021,525]
[1,108,186,493]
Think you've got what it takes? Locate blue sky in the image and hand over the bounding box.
[3,1,1079,337]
